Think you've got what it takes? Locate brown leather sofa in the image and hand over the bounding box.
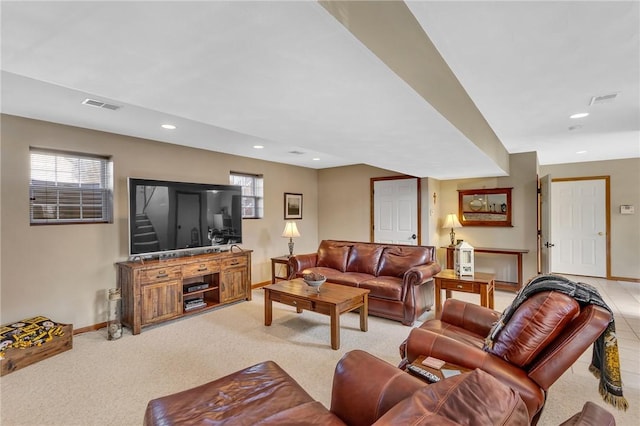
[398,292,611,424]
[144,349,614,425]
[288,240,441,325]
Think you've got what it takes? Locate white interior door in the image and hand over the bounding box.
[551,179,607,277]
[539,174,552,274]
[373,178,418,245]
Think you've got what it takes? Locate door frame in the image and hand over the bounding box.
[370,175,421,244]
[548,176,611,278]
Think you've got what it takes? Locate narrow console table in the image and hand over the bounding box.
[445,246,529,292]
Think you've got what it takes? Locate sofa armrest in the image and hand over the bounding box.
[330,350,425,426]
[559,402,616,426]
[439,298,501,337]
[288,253,318,278]
[403,262,442,287]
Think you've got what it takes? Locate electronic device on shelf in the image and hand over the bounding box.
[184,282,209,293]
[184,298,207,311]
[127,177,243,259]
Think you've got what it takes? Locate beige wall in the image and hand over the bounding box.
[0,115,319,328]
[540,158,640,280]
[435,152,540,284]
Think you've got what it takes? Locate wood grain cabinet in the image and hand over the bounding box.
[118,250,252,334]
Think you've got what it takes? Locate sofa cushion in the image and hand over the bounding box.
[377,246,431,278]
[346,243,384,275]
[488,291,580,367]
[374,369,529,426]
[359,277,403,301]
[317,240,352,272]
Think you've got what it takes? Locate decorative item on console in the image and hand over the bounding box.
[454,241,474,276]
[107,288,123,340]
[282,221,300,257]
[442,213,462,247]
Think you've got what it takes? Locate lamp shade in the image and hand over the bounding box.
[442,214,462,229]
[282,221,300,238]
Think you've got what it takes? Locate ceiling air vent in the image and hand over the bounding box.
[82,98,121,111]
[589,93,618,106]
[288,150,305,155]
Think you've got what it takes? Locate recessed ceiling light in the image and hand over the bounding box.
[312,158,320,161]
[253,145,264,149]
[570,112,589,119]
[576,150,587,154]
[161,124,176,130]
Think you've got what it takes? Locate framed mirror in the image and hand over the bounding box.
[458,187,512,227]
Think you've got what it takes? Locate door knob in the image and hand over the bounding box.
[410,234,417,240]
[598,232,604,236]
[544,242,555,248]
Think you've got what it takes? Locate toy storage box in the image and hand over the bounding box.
[1,317,73,376]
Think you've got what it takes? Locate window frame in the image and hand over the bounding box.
[230,171,264,219]
[29,148,113,225]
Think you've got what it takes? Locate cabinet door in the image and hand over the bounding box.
[220,267,247,302]
[141,280,182,325]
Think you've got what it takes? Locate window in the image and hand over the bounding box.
[230,172,263,219]
[29,148,113,224]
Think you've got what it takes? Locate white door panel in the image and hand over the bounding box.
[373,178,418,245]
[551,179,606,277]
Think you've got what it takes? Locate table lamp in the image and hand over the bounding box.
[282,221,300,256]
[442,213,462,246]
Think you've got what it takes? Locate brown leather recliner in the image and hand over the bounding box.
[399,291,611,424]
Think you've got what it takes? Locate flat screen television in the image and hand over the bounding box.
[128,178,243,258]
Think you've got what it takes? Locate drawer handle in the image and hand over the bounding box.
[456,284,463,289]
[197,267,208,272]
[292,301,297,305]
[156,273,169,278]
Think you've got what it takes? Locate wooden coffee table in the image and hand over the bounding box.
[263,279,369,350]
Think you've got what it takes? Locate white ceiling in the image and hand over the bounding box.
[1,1,638,180]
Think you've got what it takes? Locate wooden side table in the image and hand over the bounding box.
[408,355,470,382]
[434,269,495,318]
[271,256,292,283]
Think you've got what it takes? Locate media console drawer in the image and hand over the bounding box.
[183,260,220,278]
[138,266,181,284]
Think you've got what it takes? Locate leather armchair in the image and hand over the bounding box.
[399,292,611,424]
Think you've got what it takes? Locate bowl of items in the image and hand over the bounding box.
[303,272,326,293]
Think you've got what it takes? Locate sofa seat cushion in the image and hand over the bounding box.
[317,240,352,272]
[359,277,403,301]
[377,246,431,278]
[330,272,375,287]
[300,267,347,283]
[346,243,384,275]
[374,369,529,425]
[144,361,315,426]
[417,320,486,348]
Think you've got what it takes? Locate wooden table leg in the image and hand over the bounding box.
[264,289,273,326]
[480,283,488,308]
[488,280,495,310]
[330,305,340,350]
[435,279,443,318]
[360,295,368,332]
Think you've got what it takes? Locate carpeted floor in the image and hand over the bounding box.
[1,279,638,425]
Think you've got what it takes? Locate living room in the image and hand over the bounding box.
[2,1,639,424]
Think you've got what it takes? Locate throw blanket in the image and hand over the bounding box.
[484,274,628,411]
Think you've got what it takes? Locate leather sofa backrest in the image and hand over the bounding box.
[346,243,384,275]
[317,240,352,272]
[487,291,580,368]
[377,245,433,278]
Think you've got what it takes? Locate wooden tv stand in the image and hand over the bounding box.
[117,249,252,335]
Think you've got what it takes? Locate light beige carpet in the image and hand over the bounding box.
[1,289,637,425]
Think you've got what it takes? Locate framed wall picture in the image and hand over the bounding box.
[284,193,303,219]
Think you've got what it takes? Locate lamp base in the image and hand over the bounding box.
[288,239,294,257]
[449,229,456,246]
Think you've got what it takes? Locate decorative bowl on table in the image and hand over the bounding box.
[303,273,326,292]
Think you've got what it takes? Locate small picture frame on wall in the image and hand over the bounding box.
[284,193,303,219]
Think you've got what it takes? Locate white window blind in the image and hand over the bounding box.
[29,148,113,224]
[230,172,264,219]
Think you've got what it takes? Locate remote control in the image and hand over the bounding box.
[407,364,441,383]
